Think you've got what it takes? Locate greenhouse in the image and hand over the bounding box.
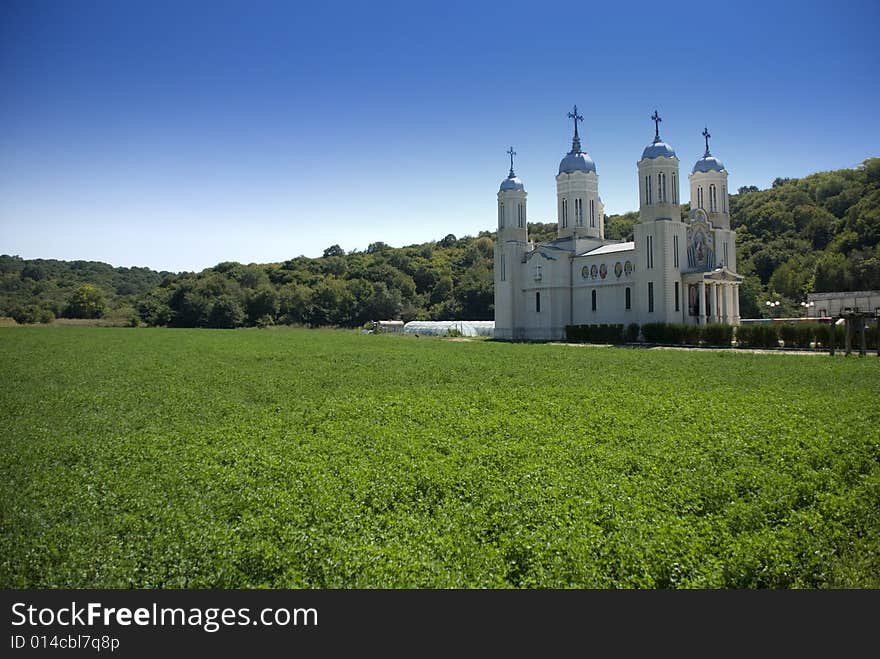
[403,320,495,337]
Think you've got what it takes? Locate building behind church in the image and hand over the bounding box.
[494,107,743,341]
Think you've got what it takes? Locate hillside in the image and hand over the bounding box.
[0,256,169,324]
[1,158,877,327]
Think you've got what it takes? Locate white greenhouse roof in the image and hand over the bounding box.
[403,320,495,337]
[579,242,635,257]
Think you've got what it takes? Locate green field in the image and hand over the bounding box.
[2,327,879,588]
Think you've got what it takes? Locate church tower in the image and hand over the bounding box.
[494,147,528,341]
[689,127,730,229]
[637,110,680,222]
[633,111,685,324]
[556,106,602,241]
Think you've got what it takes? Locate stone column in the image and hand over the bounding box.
[715,284,722,324]
[710,283,717,323]
[699,280,707,325]
[733,285,740,323]
[722,284,729,324]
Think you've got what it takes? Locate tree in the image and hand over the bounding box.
[64,284,106,318]
[278,283,312,325]
[207,295,245,328]
[323,245,345,258]
[246,285,279,325]
[814,252,852,292]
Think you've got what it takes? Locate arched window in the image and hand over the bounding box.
[590,199,595,227]
[698,187,704,209]
[500,253,506,281]
[518,203,525,228]
[575,198,582,226]
[498,202,504,228]
[535,291,541,313]
[658,172,666,202]
[674,281,680,311]
[672,172,678,203]
[591,289,597,311]
[710,184,717,212]
[625,287,631,310]
[562,198,568,228]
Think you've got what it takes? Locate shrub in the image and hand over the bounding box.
[564,324,625,344]
[641,323,665,343]
[794,324,820,349]
[758,324,780,348]
[735,325,755,348]
[625,323,640,343]
[703,323,733,346]
[682,324,702,346]
[779,324,798,347]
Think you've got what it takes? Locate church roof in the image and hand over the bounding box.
[578,242,635,257]
[559,151,597,174]
[641,141,677,160]
[499,174,525,191]
[641,111,676,160]
[692,155,725,173]
[558,104,597,174]
[692,127,725,173]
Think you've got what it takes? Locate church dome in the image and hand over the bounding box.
[558,151,597,174]
[641,141,676,160]
[499,174,525,192]
[692,155,725,173]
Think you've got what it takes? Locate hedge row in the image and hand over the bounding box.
[565,321,879,349]
[565,324,634,344]
[641,323,734,346]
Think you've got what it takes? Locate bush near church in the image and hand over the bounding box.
[734,324,779,348]
[565,324,626,344]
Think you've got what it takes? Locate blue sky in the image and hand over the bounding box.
[1,0,878,272]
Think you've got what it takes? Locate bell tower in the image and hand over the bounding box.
[689,127,730,229]
[556,105,602,241]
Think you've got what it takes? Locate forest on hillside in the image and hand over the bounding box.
[1,158,878,328]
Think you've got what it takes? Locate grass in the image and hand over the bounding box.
[1,326,879,588]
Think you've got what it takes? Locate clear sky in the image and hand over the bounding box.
[1,0,878,272]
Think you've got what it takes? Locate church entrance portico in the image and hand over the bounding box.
[683,267,742,325]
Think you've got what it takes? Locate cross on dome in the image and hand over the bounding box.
[567,105,584,152]
[507,146,517,177]
[702,126,712,156]
[651,110,662,143]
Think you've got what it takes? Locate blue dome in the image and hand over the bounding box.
[499,175,524,191]
[641,141,677,160]
[558,151,596,174]
[692,155,725,173]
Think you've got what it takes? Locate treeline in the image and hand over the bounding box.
[1,159,878,327]
[0,256,168,324]
[136,235,496,328]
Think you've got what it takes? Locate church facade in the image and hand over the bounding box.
[493,107,742,341]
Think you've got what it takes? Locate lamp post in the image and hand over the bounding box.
[765,300,780,318]
[801,301,815,318]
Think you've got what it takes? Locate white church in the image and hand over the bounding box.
[493,107,742,341]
